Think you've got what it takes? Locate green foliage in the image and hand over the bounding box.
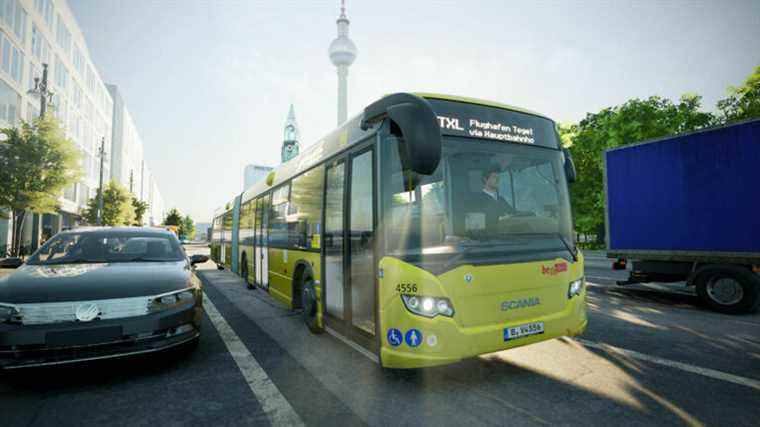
[563,95,715,240]
[164,208,182,226]
[132,197,149,225]
[0,115,82,214]
[179,215,195,240]
[81,181,136,226]
[0,116,82,255]
[717,65,760,123]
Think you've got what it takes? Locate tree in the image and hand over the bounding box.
[81,181,136,226]
[179,215,195,240]
[164,208,182,226]
[717,65,760,123]
[132,197,149,226]
[563,95,715,245]
[0,116,82,256]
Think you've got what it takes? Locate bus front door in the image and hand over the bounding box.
[260,193,270,290]
[324,162,346,320]
[253,198,260,285]
[347,149,376,336]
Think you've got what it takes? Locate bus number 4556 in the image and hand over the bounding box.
[396,284,418,294]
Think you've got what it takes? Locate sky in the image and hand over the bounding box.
[67,0,760,222]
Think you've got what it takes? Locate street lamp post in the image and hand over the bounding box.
[96,137,107,225]
[24,63,54,253]
[28,63,53,118]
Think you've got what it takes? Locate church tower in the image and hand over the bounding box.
[281,104,300,163]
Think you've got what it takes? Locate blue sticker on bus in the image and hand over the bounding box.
[405,329,422,347]
[387,328,402,347]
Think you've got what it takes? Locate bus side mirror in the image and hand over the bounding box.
[563,148,577,184]
[362,93,442,175]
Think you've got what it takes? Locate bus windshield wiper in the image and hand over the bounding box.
[504,232,577,261]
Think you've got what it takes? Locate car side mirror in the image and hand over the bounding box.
[563,148,577,184]
[190,254,209,266]
[0,257,24,269]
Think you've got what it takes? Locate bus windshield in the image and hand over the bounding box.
[381,135,574,269]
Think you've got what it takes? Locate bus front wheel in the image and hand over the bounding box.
[302,279,323,334]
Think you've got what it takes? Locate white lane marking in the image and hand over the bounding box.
[203,294,304,427]
[325,326,380,364]
[574,338,760,392]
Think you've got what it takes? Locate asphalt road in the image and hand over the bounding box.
[1,245,758,426]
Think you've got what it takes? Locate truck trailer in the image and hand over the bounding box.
[604,119,760,314]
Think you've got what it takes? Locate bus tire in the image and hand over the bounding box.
[694,265,760,314]
[302,279,323,334]
[241,254,254,290]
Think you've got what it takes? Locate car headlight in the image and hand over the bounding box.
[0,303,22,324]
[401,295,454,318]
[149,289,197,312]
[568,278,584,299]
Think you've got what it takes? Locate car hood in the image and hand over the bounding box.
[0,261,192,304]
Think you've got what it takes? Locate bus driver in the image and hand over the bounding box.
[472,164,516,232]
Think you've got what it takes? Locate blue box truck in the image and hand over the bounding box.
[604,119,760,314]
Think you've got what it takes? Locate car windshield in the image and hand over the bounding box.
[380,134,574,266]
[26,232,186,265]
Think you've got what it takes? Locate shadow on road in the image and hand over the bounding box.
[0,338,199,392]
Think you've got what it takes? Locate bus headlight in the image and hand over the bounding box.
[568,278,584,299]
[401,295,454,318]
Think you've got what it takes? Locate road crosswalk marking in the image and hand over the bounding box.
[575,338,760,392]
[203,294,304,426]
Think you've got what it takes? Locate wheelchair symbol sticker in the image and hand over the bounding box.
[387,328,402,347]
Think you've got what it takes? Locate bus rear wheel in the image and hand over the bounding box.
[241,254,254,290]
[695,265,760,314]
[301,279,323,334]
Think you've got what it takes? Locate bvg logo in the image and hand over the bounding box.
[437,115,464,131]
[541,262,568,276]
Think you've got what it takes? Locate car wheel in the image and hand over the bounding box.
[301,279,323,333]
[695,266,760,314]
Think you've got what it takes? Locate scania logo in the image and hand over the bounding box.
[75,303,100,322]
[501,297,540,311]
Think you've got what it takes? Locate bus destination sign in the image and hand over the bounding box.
[426,98,559,149]
[437,116,536,144]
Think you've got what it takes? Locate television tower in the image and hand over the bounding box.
[328,0,357,126]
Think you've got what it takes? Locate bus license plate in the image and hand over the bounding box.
[504,322,544,341]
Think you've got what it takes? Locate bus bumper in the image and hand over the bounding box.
[379,296,587,369]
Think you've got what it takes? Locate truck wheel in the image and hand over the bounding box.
[301,279,324,334]
[694,266,760,314]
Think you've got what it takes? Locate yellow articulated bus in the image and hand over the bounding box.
[210,93,587,369]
